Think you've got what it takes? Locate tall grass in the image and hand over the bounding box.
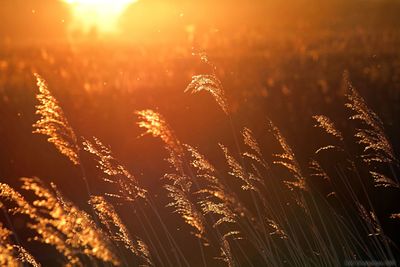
[0,64,399,266]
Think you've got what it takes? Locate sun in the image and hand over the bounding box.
[63,0,137,34]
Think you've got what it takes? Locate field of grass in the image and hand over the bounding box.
[1,1,400,266]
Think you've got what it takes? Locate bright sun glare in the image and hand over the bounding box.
[64,0,136,34]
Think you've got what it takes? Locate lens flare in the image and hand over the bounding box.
[63,0,136,34]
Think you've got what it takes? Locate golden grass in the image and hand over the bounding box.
[33,73,80,165]
[0,56,399,266]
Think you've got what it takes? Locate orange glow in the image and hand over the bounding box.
[1,1,400,266]
[63,0,137,34]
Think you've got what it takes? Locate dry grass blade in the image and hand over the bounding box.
[185,74,229,115]
[32,73,80,165]
[90,196,153,266]
[83,137,147,202]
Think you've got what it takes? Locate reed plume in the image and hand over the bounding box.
[90,196,153,266]
[32,73,80,165]
[185,144,249,222]
[309,160,335,197]
[267,120,307,191]
[0,183,36,217]
[313,115,344,141]
[136,110,207,240]
[0,223,16,265]
[199,201,237,228]
[43,180,119,265]
[0,213,40,267]
[220,144,261,192]
[217,236,235,267]
[356,203,381,237]
[1,178,119,266]
[136,109,184,172]
[0,225,40,267]
[186,52,229,114]
[188,145,287,267]
[164,176,206,240]
[0,182,77,264]
[344,75,399,189]
[266,219,288,240]
[219,143,288,243]
[185,74,229,115]
[389,213,400,220]
[164,183,206,239]
[369,171,399,189]
[345,76,396,165]
[309,160,330,182]
[241,127,268,170]
[14,245,41,267]
[83,137,147,202]
[185,144,216,174]
[0,223,22,267]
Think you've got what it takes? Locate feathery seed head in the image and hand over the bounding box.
[185,74,229,115]
[33,73,80,165]
[313,115,344,141]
